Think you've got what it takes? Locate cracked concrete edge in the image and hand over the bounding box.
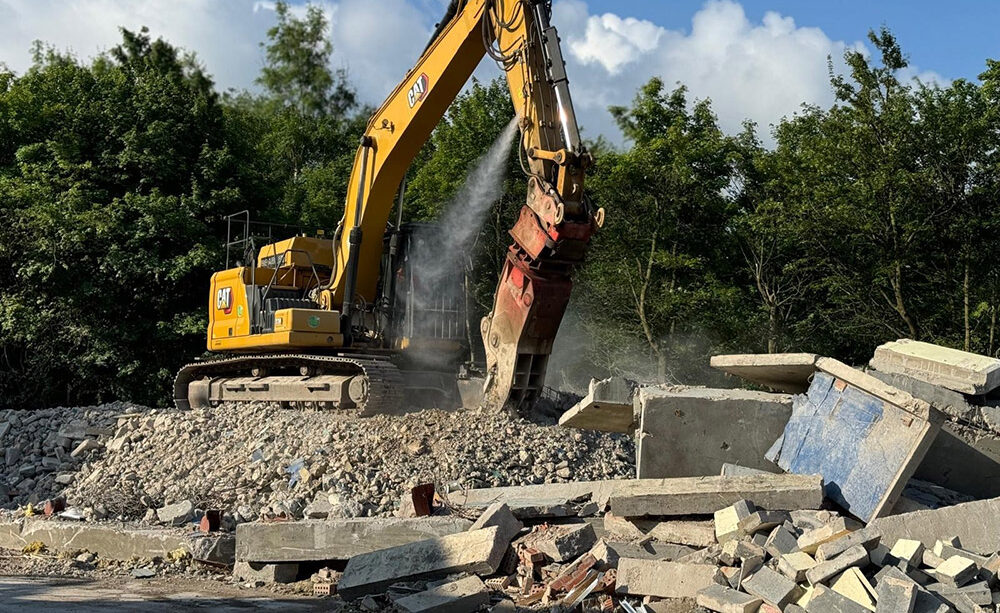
[0,518,234,564]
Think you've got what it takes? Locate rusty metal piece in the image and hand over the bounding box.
[199,509,222,533]
[410,483,435,517]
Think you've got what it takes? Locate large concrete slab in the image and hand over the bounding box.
[768,365,942,522]
[337,526,507,600]
[868,496,1000,555]
[870,339,1000,395]
[0,518,233,564]
[710,353,819,393]
[867,369,1000,499]
[455,475,823,520]
[235,517,472,563]
[636,387,791,478]
[608,474,824,517]
[558,376,635,433]
[616,558,722,598]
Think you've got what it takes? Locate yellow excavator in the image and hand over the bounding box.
[174,0,603,414]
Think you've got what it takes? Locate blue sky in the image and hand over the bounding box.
[2,0,995,143]
[590,0,998,82]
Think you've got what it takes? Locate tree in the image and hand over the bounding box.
[0,30,242,408]
[257,1,354,118]
[579,79,740,383]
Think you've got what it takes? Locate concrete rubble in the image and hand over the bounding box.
[5,338,1000,610]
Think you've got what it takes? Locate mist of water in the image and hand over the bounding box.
[415,115,520,288]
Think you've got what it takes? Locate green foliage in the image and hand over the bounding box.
[3,18,1000,407]
[257,1,354,118]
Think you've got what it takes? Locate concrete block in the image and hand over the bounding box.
[696,583,763,613]
[393,575,489,613]
[977,552,999,587]
[867,496,1000,555]
[710,352,819,393]
[232,561,298,584]
[235,517,471,562]
[603,513,646,541]
[337,526,507,599]
[588,538,691,570]
[816,528,881,562]
[866,369,977,421]
[807,585,871,613]
[779,551,818,582]
[616,558,723,598]
[743,566,804,609]
[874,566,952,613]
[936,556,979,588]
[558,377,635,433]
[870,339,1000,395]
[891,539,926,568]
[634,519,715,548]
[806,545,869,586]
[519,523,596,562]
[636,387,791,478]
[831,567,877,610]
[469,502,522,545]
[765,524,800,558]
[715,499,755,544]
[608,474,824,517]
[770,366,942,522]
[739,510,791,536]
[876,576,917,613]
[156,500,194,526]
[798,518,853,555]
[926,581,993,606]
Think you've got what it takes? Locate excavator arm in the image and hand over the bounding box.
[317,0,602,411]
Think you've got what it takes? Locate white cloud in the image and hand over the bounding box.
[555,0,862,143]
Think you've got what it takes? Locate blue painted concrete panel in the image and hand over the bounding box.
[772,371,925,521]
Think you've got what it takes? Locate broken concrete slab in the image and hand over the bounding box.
[867,370,978,422]
[608,474,824,518]
[867,496,1000,555]
[337,526,508,600]
[915,421,1000,500]
[469,503,522,545]
[458,474,823,519]
[743,566,804,609]
[696,583,763,613]
[616,558,723,598]
[557,377,635,433]
[235,517,472,563]
[518,523,596,562]
[633,519,716,548]
[870,339,1000,396]
[393,575,489,613]
[806,584,871,613]
[875,576,917,613]
[768,366,942,522]
[710,353,819,394]
[636,387,791,478]
[0,518,233,564]
[232,561,298,584]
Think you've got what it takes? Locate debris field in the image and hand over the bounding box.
[3,337,1000,612]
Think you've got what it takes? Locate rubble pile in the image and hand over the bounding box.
[0,402,130,509]
[0,403,634,521]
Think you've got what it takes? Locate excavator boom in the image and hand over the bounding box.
[181,0,600,414]
[317,0,601,410]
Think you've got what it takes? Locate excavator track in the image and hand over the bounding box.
[173,354,404,416]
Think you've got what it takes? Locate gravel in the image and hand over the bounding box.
[1,401,634,524]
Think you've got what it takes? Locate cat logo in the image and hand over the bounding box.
[407,73,429,108]
[216,286,233,314]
